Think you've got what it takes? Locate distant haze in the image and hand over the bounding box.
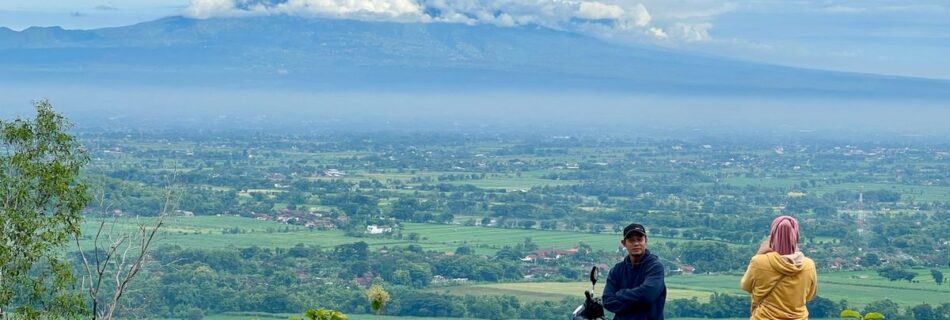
[2,83,948,140]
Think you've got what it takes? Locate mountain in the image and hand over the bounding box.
[2,15,949,98]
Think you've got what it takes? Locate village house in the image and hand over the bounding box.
[323,169,345,177]
[366,225,393,234]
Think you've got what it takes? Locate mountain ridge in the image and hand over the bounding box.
[2,15,949,98]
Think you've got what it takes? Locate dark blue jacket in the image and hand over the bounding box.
[601,250,666,320]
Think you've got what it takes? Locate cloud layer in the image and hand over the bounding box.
[184,0,667,39]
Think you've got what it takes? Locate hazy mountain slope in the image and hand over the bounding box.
[2,16,948,98]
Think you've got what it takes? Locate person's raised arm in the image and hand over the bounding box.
[806,266,818,301]
[740,259,755,293]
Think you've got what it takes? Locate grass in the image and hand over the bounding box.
[182,312,770,320]
[438,269,950,309]
[79,217,702,255]
[77,216,401,252]
[401,222,695,254]
[812,182,950,203]
[426,282,713,303]
[443,177,578,191]
[720,177,803,188]
[164,313,475,320]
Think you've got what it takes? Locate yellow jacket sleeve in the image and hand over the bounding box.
[740,258,755,293]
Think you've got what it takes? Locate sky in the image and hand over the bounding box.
[1,0,949,80]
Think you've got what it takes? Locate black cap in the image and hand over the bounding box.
[623,223,647,238]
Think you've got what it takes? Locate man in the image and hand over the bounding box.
[602,223,667,320]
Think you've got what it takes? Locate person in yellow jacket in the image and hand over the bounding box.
[740,215,817,320]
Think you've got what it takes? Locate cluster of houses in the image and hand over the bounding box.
[250,209,396,235]
[252,208,337,230]
[518,248,695,278]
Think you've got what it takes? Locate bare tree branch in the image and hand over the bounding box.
[74,171,178,320]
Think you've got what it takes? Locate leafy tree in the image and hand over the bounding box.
[333,242,368,261]
[911,303,936,320]
[0,100,89,319]
[291,308,348,320]
[861,253,881,267]
[863,299,901,320]
[932,269,944,286]
[863,312,885,320]
[840,309,862,319]
[805,296,837,318]
[366,284,390,315]
[839,310,889,320]
[390,270,411,286]
[935,303,950,320]
[703,293,748,318]
[877,266,917,282]
[455,246,473,255]
[185,307,204,320]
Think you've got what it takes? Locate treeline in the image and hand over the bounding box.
[111,246,950,320]
[92,242,950,320]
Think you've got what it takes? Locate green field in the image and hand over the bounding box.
[78,217,695,255]
[444,177,579,190]
[84,217,949,314]
[179,313,757,320]
[426,281,713,303]
[78,216,402,252]
[167,313,476,320]
[720,177,803,188]
[813,183,950,203]
[435,269,950,309]
[400,223,695,255]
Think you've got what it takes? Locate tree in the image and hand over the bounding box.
[291,308,348,320]
[185,307,204,320]
[839,309,862,319]
[863,312,885,320]
[911,303,936,320]
[805,296,837,318]
[863,299,901,320]
[0,100,89,319]
[932,269,944,286]
[877,266,917,282]
[366,284,390,315]
[861,253,881,267]
[840,310,889,320]
[455,246,473,255]
[74,181,176,320]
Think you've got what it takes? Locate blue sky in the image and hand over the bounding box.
[1,0,948,80]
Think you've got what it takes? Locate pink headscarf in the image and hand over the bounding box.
[770,215,800,255]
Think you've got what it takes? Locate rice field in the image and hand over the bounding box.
[438,269,950,309]
[426,281,713,303]
[812,182,950,203]
[77,216,697,255]
[186,312,768,320]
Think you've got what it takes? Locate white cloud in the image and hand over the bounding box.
[185,0,426,20]
[183,0,666,39]
[667,22,711,42]
[638,0,737,20]
[649,27,667,39]
[184,0,238,18]
[272,0,426,21]
[576,2,625,20]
